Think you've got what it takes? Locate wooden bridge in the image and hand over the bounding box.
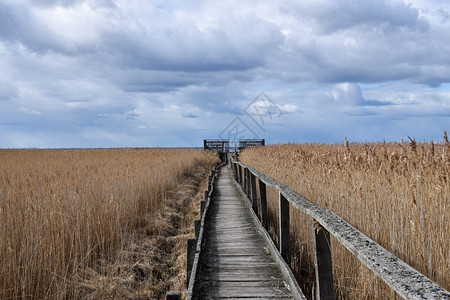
[167,158,450,300]
[192,166,302,299]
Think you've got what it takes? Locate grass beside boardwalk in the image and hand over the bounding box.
[240,139,449,299]
[0,148,219,299]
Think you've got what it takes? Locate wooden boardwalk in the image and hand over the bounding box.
[193,166,294,299]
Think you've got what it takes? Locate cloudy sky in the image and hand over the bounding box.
[0,0,449,148]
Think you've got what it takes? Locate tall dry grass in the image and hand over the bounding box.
[0,148,218,299]
[240,138,449,299]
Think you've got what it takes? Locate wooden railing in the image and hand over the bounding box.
[165,163,221,300]
[230,158,450,300]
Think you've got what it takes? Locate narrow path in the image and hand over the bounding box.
[193,166,294,299]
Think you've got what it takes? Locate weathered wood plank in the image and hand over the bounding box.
[206,287,292,298]
[200,280,286,287]
[206,264,279,271]
[192,166,298,300]
[222,298,293,300]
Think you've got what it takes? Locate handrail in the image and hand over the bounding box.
[185,162,222,300]
[231,158,450,300]
[166,162,222,300]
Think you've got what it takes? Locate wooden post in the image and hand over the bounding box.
[250,173,258,214]
[238,165,243,185]
[165,291,181,300]
[194,219,200,239]
[200,200,205,216]
[186,238,197,286]
[243,168,248,194]
[259,180,268,229]
[246,169,251,197]
[313,219,334,300]
[279,192,290,264]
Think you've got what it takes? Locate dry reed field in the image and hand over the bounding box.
[240,136,449,299]
[0,148,219,299]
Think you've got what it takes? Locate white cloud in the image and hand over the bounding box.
[281,0,428,34]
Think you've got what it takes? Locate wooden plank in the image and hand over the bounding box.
[221,298,293,300]
[203,286,292,298]
[192,166,298,300]
[199,280,286,287]
[206,263,279,270]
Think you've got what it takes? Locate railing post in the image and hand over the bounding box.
[313,219,334,300]
[186,238,197,286]
[243,168,248,195]
[208,175,213,192]
[194,219,200,239]
[238,165,243,185]
[259,180,268,229]
[250,173,258,214]
[165,291,181,300]
[246,169,251,197]
[279,192,290,264]
[200,200,206,216]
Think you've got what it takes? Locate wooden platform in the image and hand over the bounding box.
[193,166,294,299]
